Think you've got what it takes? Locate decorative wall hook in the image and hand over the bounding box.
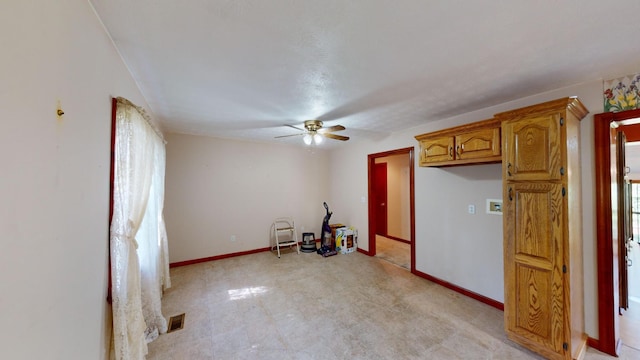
[56,100,64,119]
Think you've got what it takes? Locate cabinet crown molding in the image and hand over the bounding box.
[414,117,501,141]
[494,97,588,122]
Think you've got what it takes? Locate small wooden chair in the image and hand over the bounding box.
[271,217,299,258]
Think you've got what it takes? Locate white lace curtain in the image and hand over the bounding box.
[110,97,170,360]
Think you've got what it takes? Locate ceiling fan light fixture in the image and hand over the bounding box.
[276,119,348,144]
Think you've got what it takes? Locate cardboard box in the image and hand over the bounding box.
[335,227,357,254]
[328,223,344,250]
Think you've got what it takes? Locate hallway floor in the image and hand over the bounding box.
[375,235,410,269]
[148,251,640,359]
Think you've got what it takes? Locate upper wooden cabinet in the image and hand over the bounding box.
[415,118,501,167]
[420,135,454,163]
[498,100,584,182]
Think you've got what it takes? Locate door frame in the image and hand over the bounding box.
[367,147,415,272]
[594,108,640,356]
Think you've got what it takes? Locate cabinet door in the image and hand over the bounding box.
[455,127,500,160]
[504,182,566,358]
[420,136,454,164]
[503,114,562,181]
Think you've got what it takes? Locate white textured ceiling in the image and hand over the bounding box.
[90,0,640,148]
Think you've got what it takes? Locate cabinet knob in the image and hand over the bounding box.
[449,146,453,159]
[507,163,512,177]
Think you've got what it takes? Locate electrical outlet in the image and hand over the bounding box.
[468,205,476,214]
[230,235,236,242]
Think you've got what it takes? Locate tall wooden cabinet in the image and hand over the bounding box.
[495,98,588,360]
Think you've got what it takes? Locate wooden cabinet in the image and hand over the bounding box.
[420,135,454,163]
[502,116,562,181]
[456,127,501,160]
[415,118,501,167]
[496,98,588,360]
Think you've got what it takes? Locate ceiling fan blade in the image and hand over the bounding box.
[285,124,306,131]
[318,125,345,133]
[323,133,350,141]
[275,133,305,139]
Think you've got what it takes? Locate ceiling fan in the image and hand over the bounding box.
[275,120,349,145]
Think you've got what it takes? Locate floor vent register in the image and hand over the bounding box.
[167,313,185,333]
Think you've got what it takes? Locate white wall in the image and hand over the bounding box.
[0,1,154,358]
[329,79,604,338]
[164,133,330,263]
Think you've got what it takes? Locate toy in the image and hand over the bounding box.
[335,227,358,254]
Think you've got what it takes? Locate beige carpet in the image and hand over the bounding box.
[147,250,637,359]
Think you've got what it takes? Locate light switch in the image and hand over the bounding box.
[468,205,476,214]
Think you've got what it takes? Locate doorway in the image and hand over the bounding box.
[621,146,640,350]
[629,182,640,302]
[367,147,415,272]
[594,109,640,356]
